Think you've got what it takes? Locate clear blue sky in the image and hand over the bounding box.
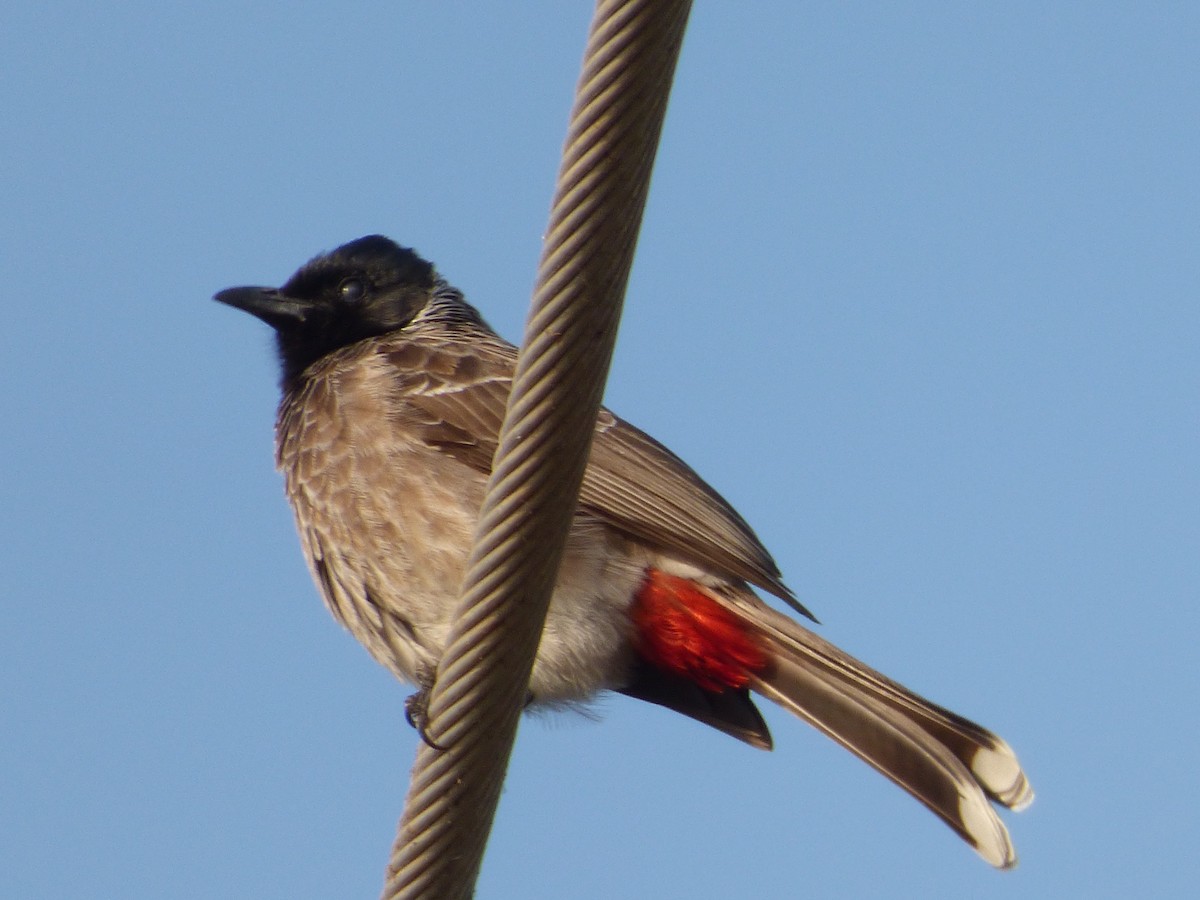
[4,3,1197,898]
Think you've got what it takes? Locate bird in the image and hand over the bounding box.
[215,235,1033,868]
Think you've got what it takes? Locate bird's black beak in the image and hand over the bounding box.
[214,286,317,330]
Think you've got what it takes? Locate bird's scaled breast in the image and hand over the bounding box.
[276,359,488,671]
[275,351,651,704]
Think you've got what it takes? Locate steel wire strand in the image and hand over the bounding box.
[383,3,693,897]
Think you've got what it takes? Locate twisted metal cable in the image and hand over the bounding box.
[382,1,693,897]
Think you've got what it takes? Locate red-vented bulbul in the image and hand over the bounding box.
[215,235,1032,867]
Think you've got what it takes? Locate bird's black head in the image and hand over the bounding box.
[215,235,436,383]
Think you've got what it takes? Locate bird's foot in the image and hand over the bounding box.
[404,665,447,751]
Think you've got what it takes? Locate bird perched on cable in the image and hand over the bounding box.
[215,235,1032,868]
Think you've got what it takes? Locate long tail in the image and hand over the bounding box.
[621,570,1032,868]
[740,595,1033,868]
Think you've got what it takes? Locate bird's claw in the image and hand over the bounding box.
[404,667,447,751]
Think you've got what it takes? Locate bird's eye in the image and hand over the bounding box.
[337,277,368,305]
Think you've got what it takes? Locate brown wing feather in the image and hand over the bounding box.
[383,331,810,616]
[584,413,809,616]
